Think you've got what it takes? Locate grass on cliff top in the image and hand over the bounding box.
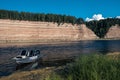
[0,53,120,80]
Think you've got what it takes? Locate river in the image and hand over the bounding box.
[0,40,120,77]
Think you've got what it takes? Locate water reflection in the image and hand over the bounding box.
[16,62,39,70]
[16,58,73,70]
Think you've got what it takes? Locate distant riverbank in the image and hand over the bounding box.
[0,39,120,47]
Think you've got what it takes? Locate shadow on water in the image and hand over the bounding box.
[0,40,120,77]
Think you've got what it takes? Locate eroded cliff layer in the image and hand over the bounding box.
[0,19,98,42]
[105,25,120,39]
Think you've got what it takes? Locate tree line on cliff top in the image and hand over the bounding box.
[0,9,84,25]
[0,9,120,38]
[86,18,120,38]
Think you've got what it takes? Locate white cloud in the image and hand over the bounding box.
[86,14,104,22]
[85,17,94,22]
[86,14,120,22]
[116,16,120,19]
[93,14,104,20]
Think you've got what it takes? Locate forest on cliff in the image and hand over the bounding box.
[0,9,120,38]
[86,18,120,38]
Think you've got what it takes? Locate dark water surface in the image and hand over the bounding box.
[0,40,120,77]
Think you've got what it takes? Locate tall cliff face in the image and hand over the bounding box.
[0,19,98,42]
[105,25,120,39]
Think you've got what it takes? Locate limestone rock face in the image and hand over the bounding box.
[0,19,98,42]
[105,25,120,39]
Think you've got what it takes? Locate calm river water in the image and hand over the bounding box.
[0,40,120,77]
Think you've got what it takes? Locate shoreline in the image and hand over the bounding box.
[0,39,120,47]
[0,38,120,43]
[0,52,120,80]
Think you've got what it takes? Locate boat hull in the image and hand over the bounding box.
[15,56,39,64]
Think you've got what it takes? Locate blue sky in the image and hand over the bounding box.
[0,0,120,20]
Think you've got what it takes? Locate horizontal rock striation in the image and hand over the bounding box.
[0,19,98,42]
[105,25,120,39]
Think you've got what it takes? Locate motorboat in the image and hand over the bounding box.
[13,50,42,64]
